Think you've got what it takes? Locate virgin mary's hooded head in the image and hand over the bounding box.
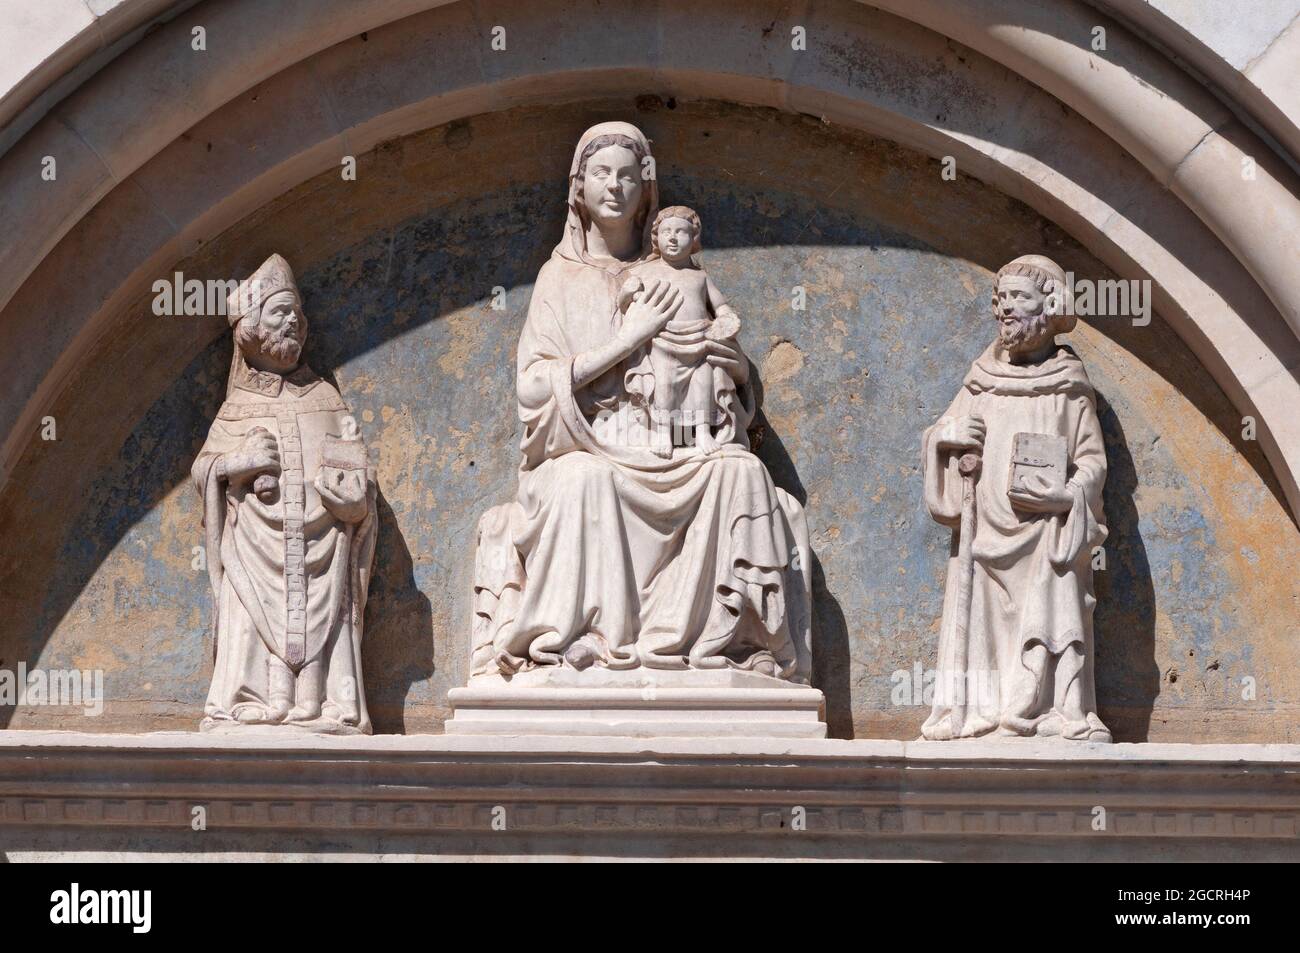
[557,121,660,265]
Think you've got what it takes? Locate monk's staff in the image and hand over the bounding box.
[949,451,982,737]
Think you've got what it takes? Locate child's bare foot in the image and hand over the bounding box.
[695,425,718,454]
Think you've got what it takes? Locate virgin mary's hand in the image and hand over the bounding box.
[573,279,683,389]
[704,334,750,386]
[621,278,683,349]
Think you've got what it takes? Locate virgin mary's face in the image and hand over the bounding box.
[581,144,643,229]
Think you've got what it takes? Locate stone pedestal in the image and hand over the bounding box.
[446,668,826,738]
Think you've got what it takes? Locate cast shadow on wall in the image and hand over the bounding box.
[1092,391,1160,742]
[363,490,436,734]
[315,374,437,733]
[748,364,855,739]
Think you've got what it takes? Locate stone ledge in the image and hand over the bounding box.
[0,732,1296,860]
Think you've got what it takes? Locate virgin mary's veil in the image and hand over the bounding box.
[555,121,660,265]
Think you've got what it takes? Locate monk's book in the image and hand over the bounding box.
[1009,431,1068,492]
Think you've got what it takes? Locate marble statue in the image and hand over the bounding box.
[921,255,1111,743]
[621,204,742,456]
[193,254,377,734]
[469,121,812,685]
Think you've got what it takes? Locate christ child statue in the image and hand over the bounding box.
[621,205,741,456]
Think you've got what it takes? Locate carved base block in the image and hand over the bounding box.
[446,668,827,738]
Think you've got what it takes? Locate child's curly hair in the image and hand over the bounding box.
[652,205,702,256]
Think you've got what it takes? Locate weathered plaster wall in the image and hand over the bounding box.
[0,100,1296,741]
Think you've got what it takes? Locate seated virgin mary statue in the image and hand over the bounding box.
[469,122,813,685]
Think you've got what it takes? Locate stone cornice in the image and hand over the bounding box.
[1,733,1297,858]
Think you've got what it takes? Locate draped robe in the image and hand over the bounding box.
[193,362,376,731]
[921,343,1108,740]
[471,122,811,682]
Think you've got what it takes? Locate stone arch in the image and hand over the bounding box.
[1,0,1297,521]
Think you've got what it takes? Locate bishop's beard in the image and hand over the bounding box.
[238,321,303,367]
[998,311,1051,351]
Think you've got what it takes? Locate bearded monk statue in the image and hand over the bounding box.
[921,255,1111,743]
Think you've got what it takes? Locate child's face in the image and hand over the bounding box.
[657,217,696,262]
